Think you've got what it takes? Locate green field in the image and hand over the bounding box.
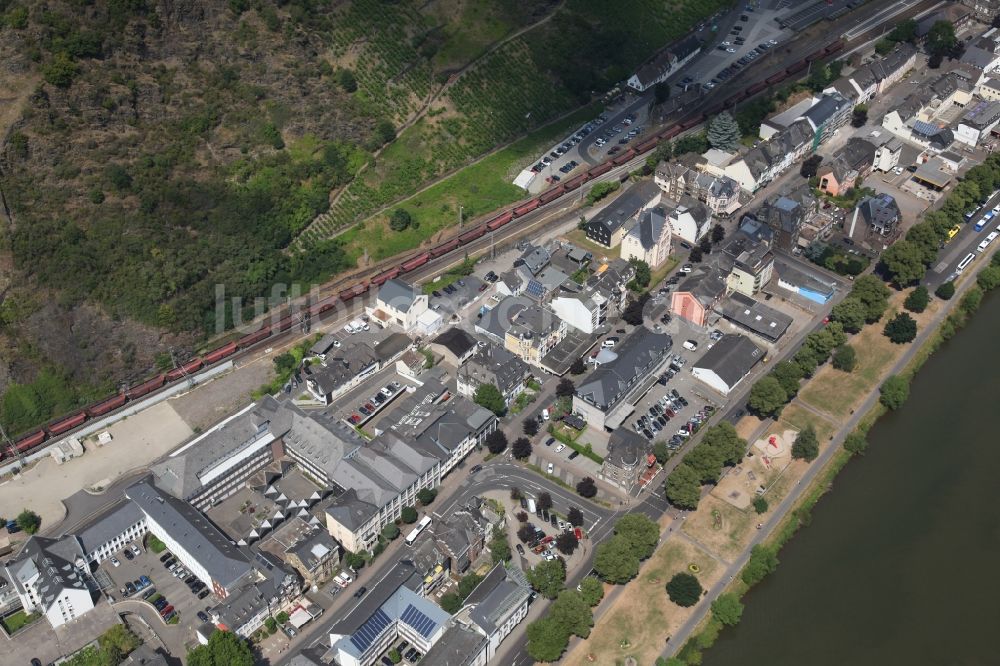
[337,104,599,263]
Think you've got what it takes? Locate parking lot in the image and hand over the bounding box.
[328,364,418,429]
[103,538,213,634]
[427,274,488,318]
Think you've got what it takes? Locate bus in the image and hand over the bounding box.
[978,231,999,252]
[975,214,993,232]
[405,515,432,545]
[957,252,976,274]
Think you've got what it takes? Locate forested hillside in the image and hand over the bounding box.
[0,0,728,433]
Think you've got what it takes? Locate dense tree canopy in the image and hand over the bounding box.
[666,572,702,607]
[748,376,787,417]
[883,313,917,344]
[474,384,507,416]
[665,463,702,509]
[880,375,910,410]
[594,535,641,583]
[711,593,745,626]
[527,560,566,599]
[791,425,820,462]
[187,629,254,666]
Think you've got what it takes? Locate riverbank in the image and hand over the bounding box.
[670,254,1000,664]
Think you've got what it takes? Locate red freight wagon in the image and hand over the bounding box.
[128,374,166,399]
[87,393,127,417]
[49,411,87,436]
[203,341,238,364]
[485,211,514,230]
[165,358,203,382]
[401,252,431,272]
[513,199,541,216]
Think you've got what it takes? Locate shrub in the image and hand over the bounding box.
[576,477,597,498]
[401,506,418,524]
[883,312,917,344]
[880,375,910,410]
[831,344,856,372]
[935,281,955,300]
[904,285,929,313]
[752,497,768,514]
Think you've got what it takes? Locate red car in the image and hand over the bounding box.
[348,414,361,424]
[160,605,174,617]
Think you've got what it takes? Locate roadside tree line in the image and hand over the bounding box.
[664,422,747,510]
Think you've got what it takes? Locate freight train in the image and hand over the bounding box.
[4,41,844,462]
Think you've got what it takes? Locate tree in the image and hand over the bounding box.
[344,551,367,570]
[654,81,672,103]
[389,209,412,232]
[512,437,532,460]
[555,378,576,398]
[381,523,400,541]
[628,258,652,290]
[523,418,539,436]
[275,611,290,625]
[373,118,397,146]
[517,524,536,543]
[880,240,927,287]
[337,68,358,92]
[832,344,856,372]
[742,544,779,586]
[401,506,418,523]
[42,52,80,88]
[830,298,866,333]
[417,487,437,506]
[926,20,959,60]
[439,592,464,614]
[576,477,597,498]
[851,104,868,128]
[567,507,584,527]
[485,429,508,454]
[490,532,512,563]
[537,492,553,512]
[800,154,823,179]
[888,18,918,43]
[16,509,40,535]
[689,246,703,263]
[388,648,402,664]
[793,345,822,378]
[550,589,594,639]
[621,293,649,325]
[683,442,728,483]
[652,441,671,464]
[707,111,741,151]
[979,265,1000,291]
[711,593,745,626]
[526,618,569,662]
[791,425,819,462]
[265,617,278,633]
[570,357,586,375]
[880,375,910,410]
[665,463,702,509]
[883,312,917,343]
[771,361,804,397]
[474,383,506,416]
[579,577,604,606]
[851,275,891,322]
[666,572,702,607]
[458,573,484,599]
[527,559,566,599]
[748,376,787,417]
[675,132,709,156]
[593,535,641,583]
[510,486,523,500]
[613,514,660,559]
[555,531,578,555]
[711,224,726,243]
[844,432,869,456]
[186,629,254,666]
[752,496,768,514]
[698,236,713,254]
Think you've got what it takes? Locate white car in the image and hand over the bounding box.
[721,41,731,46]
[130,544,141,556]
[726,47,736,53]
[554,444,566,453]
[893,166,904,175]
[110,556,121,568]
[547,462,555,474]
[679,264,693,273]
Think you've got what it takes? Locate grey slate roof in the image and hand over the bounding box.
[677,267,728,307]
[126,479,253,590]
[304,342,379,396]
[76,499,144,557]
[606,429,648,468]
[374,332,412,363]
[151,397,283,500]
[588,180,661,235]
[310,333,339,357]
[464,564,531,634]
[856,193,901,229]
[801,92,849,129]
[5,535,93,614]
[576,328,672,410]
[459,345,530,396]
[418,624,488,666]
[693,334,763,389]
[517,245,551,276]
[378,279,420,313]
[714,292,793,342]
[628,206,667,251]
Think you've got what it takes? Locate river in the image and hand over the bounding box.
[704,292,1000,666]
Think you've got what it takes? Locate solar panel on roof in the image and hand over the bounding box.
[349,608,392,652]
[526,280,545,298]
[912,120,941,136]
[401,604,438,638]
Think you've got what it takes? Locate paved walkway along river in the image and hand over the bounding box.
[701,289,1000,665]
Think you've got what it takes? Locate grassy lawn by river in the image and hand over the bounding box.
[563,538,722,666]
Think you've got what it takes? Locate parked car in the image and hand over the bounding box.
[159,552,172,563]
[354,586,368,598]
[130,544,141,556]
[123,549,134,561]
[197,589,210,600]
[111,556,121,567]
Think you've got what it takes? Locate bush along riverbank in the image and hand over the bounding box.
[670,251,1000,666]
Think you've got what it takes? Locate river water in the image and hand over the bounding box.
[704,292,1000,666]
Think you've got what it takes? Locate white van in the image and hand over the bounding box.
[682,340,698,351]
